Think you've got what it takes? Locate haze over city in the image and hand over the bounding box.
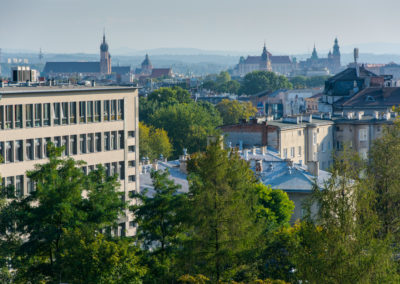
[3,0,400,54]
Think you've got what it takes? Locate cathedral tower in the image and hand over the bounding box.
[100,32,111,74]
[332,38,341,72]
[260,43,272,71]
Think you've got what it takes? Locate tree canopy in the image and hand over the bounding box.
[216,99,257,125]
[139,122,172,160]
[239,71,292,95]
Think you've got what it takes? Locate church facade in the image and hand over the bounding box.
[299,38,341,75]
[42,33,130,79]
[232,44,294,77]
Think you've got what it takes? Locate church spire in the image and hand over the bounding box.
[311,44,318,60]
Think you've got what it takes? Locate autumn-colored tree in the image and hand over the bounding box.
[139,122,172,160]
[216,99,257,125]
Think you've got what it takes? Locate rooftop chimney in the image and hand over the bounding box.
[354,48,359,77]
[307,161,319,177]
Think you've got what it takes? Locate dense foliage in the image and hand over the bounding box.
[239,71,292,95]
[140,86,222,158]
[202,71,241,94]
[216,99,257,125]
[139,122,173,160]
[289,75,330,89]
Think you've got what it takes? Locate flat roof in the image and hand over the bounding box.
[267,118,334,130]
[0,85,138,95]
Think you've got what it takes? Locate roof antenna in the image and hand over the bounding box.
[354,48,359,77]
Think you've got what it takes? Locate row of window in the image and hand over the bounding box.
[0,99,124,130]
[1,160,136,198]
[0,130,135,163]
[283,146,302,159]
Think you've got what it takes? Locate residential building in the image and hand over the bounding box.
[0,85,139,236]
[12,66,38,83]
[220,115,334,171]
[333,112,394,159]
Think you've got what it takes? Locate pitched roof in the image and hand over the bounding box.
[43,62,100,74]
[151,68,172,78]
[327,66,377,83]
[112,66,130,75]
[270,55,292,64]
[340,87,400,108]
[244,56,262,64]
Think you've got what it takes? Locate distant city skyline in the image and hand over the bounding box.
[2,0,400,55]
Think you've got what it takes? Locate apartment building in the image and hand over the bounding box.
[220,115,334,171]
[0,86,139,236]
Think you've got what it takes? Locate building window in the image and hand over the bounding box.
[87,133,94,153]
[15,105,22,128]
[80,134,87,154]
[54,136,61,148]
[0,142,3,163]
[118,99,124,120]
[104,132,110,151]
[87,101,93,123]
[283,148,287,159]
[119,161,125,180]
[0,106,3,129]
[6,177,14,197]
[27,178,35,193]
[6,141,14,163]
[118,131,124,149]
[27,179,35,193]
[128,160,135,167]
[26,104,33,128]
[15,140,23,162]
[62,136,69,156]
[128,131,135,138]
[79,101,86,123]
[313,132,317,145]
[81,166,88,175]
[111,131,117,150]
[112,162,118,176]
[26,139,34,160]
[16,175,24,197]
[298,146,301,157]
[290,147,295,158]
[336,141,343,150]
[95,133,102,152]
[53,103,60,125]
[128,145,135,153]
[70,102,76,124]
[44,137,51,157]
[128,175,136,182]
[5,105,13,129]
[94,101,101,122]
[359,128,368,142]
[298,130,301,136]
[105,163,111,177]
[111,100,117,121]
[61,102,68,125]
[35,104,42,127]
[70,135,77,155]
[103,100,110,121]
[34,138,42,160]
[43,103,51,126]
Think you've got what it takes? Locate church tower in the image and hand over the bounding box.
[260,43,272,71]
[332,38,341,72]
[100,32,111,75]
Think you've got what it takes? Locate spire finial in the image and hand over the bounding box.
[103,27,106,42]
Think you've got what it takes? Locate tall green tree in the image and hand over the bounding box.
[367,120,400,241]
[183,141,263,282]
[132,169,188,283]
[292,148,398,283]
[150,102,222,157]
[139,122,173,160]
[216,99,257,125]
[0,145,135,282]
[239,71,292,95]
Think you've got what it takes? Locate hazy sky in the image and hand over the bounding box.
[2,0,400,54]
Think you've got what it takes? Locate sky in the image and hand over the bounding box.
[2,0,400,55]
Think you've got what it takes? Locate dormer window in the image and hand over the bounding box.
[366,96,375,102]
